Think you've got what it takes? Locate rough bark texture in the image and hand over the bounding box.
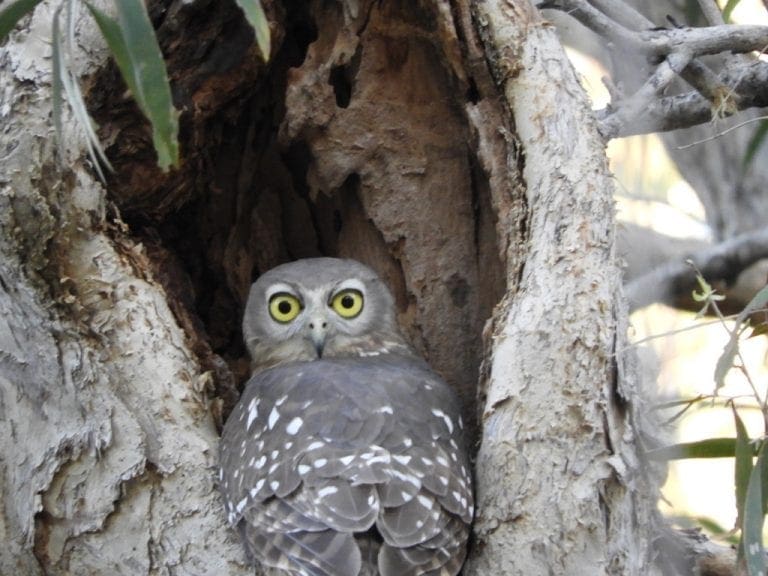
[1,0,659,574]
[465,2,660,574]
[0,3,248,574]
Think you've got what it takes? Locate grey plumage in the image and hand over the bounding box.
[219,258,473,575]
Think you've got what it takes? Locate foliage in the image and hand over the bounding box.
[651,275,768,575]
[0,0,271,174]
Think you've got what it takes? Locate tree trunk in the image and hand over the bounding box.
[0,0,660,574]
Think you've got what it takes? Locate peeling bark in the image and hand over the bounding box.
[466,1,660,574]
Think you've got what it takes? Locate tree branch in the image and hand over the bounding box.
[625,227,768,313]
[539,0,768,138]
[602,60,768,136]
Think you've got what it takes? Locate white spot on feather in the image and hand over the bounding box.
[314,458,328,468]
[378,405,393,414]
[317,486,339,497]
[298,464,311,475]
[417,495,433,509]
[307,440,325,451]
[246,398,260,430]
[254,478,265,492]
[394,454,411,465]
[286,417,303,435]
[275,395,288,406]
[270,480,280,491]
[431,408,454,433]
[254,455,266,469]
[268,407,280,429]
[236,498,248,514]
[339,455,355,466]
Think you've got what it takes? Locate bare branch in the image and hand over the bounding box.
[604,60,768,137]
[539,0,768,138]
[637,24,768,57]
[545,0,768,57]
[599,50,692,139]
[626,228,768,312]
[589,0,651,30]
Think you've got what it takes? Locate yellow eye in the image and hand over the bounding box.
[268,293,302,323]
[330,289,364,319]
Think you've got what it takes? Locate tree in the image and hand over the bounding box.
[1,0,764,574]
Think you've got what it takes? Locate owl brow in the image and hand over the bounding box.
[328,279,366,301]
[265,283,304,304]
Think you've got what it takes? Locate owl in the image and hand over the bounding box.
[219,258,473,575]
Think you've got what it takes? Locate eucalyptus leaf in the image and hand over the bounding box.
[235,0,271,61]
[742,120,768,172]
[55,0,110,180]
[646,437,747,460]
[85,0,179,171]
[0,0,43,41]
[716,285,768,391]
[734,407,753,528]
[741,443,767,576]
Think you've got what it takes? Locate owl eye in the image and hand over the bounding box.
[330,289,364,319]
[268,293,302,323]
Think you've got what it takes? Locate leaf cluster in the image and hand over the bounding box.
[0,0,270,174]
[650,276,768,575]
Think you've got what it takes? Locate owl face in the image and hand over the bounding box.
[243,258,410,370]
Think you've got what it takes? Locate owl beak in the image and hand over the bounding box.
[307,316,328,357]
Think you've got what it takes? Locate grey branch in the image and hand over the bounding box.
[540,0,768,139]
[625,227,768,313]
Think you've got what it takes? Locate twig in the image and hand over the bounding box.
[676,114,768,150]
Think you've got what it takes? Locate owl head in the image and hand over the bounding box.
[243,258,413,371]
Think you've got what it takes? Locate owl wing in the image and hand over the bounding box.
[219,356,473,576]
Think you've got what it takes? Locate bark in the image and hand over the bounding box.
[465,2,660,574]
[1,0,661,574]
[0,2,252,574]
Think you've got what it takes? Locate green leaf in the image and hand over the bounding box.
[716,285,768,391]
[235,0,271,61]
[734,407,753,528]
[738,285,768,325]
[51,3,64,149]
[84,3,141,105]
[722,0,742,23]
[54,0,111,180]
[741,442,767,576]
[646,437,748,460]
[85,1,179,171]
[0,0,43,41]
[715,337,738,392]
[742,120,768,172]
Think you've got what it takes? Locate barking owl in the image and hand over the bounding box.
[219,258,473,575]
